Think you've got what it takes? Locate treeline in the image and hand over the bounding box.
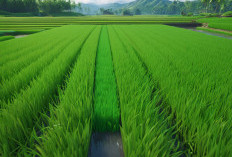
[0,0,75,14]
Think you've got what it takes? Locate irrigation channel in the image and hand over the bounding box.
[15,34,28,38]
[187,27,232,39]
[170,24,232,39]
[88,26,123,157]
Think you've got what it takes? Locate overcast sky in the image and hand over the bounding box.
[75,0,135,4]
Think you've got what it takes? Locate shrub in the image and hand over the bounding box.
[222,11,232,17]
[187,12,193,16]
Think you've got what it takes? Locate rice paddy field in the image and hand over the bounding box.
[0,16,197,30]
[0,18,232,156]
[197,17,232,31]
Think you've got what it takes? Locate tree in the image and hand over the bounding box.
[123,9,133,16]
[77,2,82,13]
[24,0,38,12]
[134,8,141,15]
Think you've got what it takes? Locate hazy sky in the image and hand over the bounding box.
[75,0,135,4]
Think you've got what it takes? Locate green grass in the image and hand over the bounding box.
[1,23,232,157]
[33,26,101,157]
[93,26,120,132]
[0,25,95,156]
[0,26,85,105]
[108,25,182,156]
[0,27,76,83]
[197,17,232,31]
[0,16,197,31]
[0,35,14,41]
[116,25,232,156]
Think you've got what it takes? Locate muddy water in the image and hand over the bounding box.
[185,27,232,39]
[88,132,124,157]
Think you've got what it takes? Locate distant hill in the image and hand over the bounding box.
[77,0,197,15]
[76,3,127,15]
[125,0,171,14]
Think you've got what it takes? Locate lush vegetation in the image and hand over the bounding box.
[197,17,232,31]
[0,0,75,15]
[0,25,96,156]
[0,35,14,41]
[113,25,232,156]
[0,16,197,31]
[93,26,120,132]
[35,26,101,157]
[0,23,232,156]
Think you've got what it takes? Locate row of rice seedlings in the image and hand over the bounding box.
[108,25,182,156]
[0,16,196,24]
[0,36,14,42]
[93,26,120,132]
[0,25,96,156]
[0,27,81,83]
[0,26,87,107]
[208,23,232,31]
[0,27,61,59]
[117,25,232,156]
[32,26,101,157]
[197,17,232,31]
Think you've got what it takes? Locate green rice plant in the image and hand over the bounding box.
[108,25,182,157]
[93,26,120,132]
[0,26,81,82]
[0,27,63,59]
[34,26,101,157]
[116,25,232,156]
[0,25,95,156]
[197,17,232,31]
[0,26,87,106]
[208,23,232,31]
[0,16,197,29]
[0,35,14,42]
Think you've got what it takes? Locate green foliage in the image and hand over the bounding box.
[197,17,232,31]
[38,0,71,14]
[108,25,182,156]
[0,25,95,156]
[187,12,193,16]
[35,26,101,157]
[0,35,14,41]
[122,9,133,16]
[1,23,232,157]
[222,11,232,16]
[134,8,141,15]
[115,25,232,156]
[93,26,120,132]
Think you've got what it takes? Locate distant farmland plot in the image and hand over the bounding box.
[197,17,232,31]
[0,16,198,30]
[0,24,232,156]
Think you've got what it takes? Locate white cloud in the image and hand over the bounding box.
[75,0,135,4]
